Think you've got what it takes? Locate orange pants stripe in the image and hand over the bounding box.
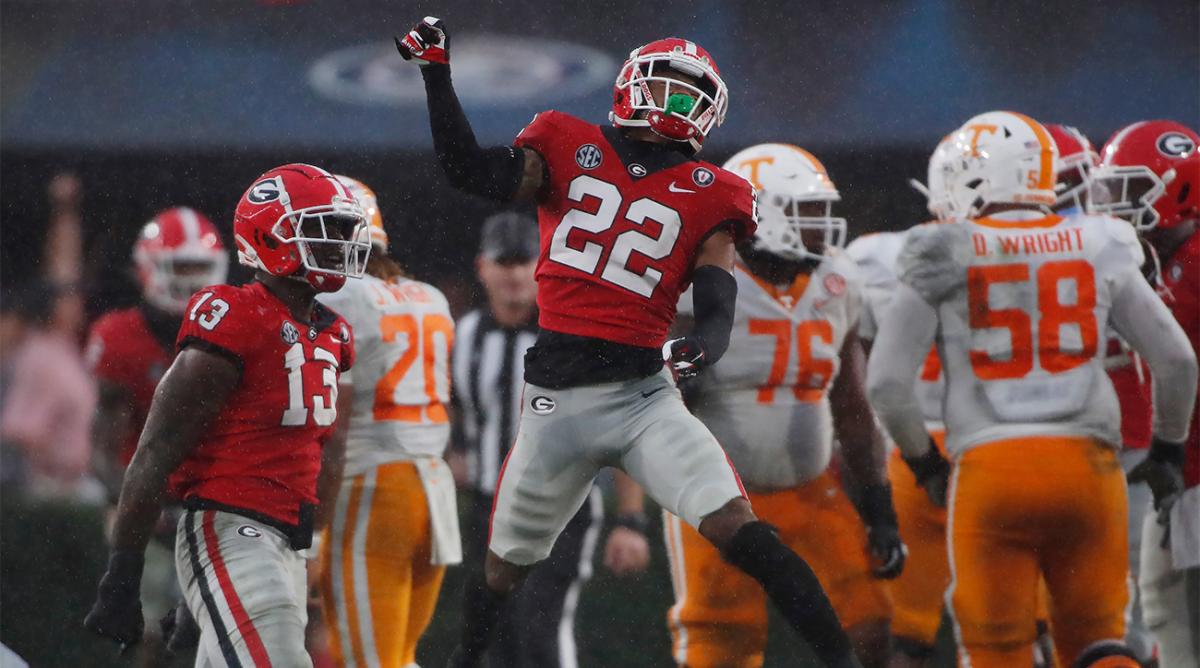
[664,470,891,668]
[319,461,446,668]
[947,436,1128,668]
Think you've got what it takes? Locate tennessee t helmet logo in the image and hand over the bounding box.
[964,124,999,157]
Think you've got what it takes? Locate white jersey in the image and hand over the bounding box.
[318,274,454,476]
[846,231,945,429]
[896,212,1143,455]
[680,249,862,491]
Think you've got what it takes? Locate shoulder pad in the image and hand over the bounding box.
[897,222,971,303]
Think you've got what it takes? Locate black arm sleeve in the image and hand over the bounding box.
[691,264,738,365]
[420,65,526,201]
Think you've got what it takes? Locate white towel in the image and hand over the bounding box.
[414,457,462,566]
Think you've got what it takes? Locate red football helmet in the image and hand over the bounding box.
[1092,120,1200,230]
[233,163,370,292]
[1045,123,1099,213]
[610,37,728,153]
[134,207,228,314]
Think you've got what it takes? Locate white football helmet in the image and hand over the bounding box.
[910,133,961,221]
[939,111,1058,218]
[723,143,845,262]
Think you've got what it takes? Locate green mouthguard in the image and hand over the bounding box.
[665,93,695,116]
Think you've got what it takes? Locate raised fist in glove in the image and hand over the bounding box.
[395,16,450,65]
[662,336,706,380]
[902,439,951,508]
[84,550,146,648]
[1128,436,1185,512]
[857,483,908,579]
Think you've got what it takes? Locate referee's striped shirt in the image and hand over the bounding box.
[451,308,538,495]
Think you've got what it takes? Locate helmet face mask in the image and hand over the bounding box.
[610,38,728,153]
[1088,165,1168,229]
[1044,124,1100,214]
[754,192,846,263]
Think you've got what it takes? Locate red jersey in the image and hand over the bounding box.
[1104,339,1152,450]
[514,111,757,349]
[1160,231,1200,488]
[168,282,355,528]
[85,308,173,465]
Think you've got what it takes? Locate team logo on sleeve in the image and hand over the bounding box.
[692,167,715,187]
[823,273,846,296]
[281,321,300,344]
[530,395,557,414]
[575,144,603,169]
[1156,132,1196,158]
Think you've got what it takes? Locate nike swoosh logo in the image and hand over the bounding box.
[667,182,695,194]
[641,386,666,399]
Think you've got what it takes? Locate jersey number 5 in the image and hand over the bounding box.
[549,174,682,298]
[967,259,1097,380]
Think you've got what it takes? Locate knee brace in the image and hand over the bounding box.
[1072,641,1140,668]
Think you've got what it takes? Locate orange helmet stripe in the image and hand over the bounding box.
[1010,112,1055,191]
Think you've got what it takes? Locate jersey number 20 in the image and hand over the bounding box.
[549,175,682,298]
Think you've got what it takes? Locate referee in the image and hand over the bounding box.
[449,212,649,668]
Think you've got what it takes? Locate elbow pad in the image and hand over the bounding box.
[691,265,737,365]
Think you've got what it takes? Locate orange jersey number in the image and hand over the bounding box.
[967,259,1097,380]
[748,318,834,403]
[374,313,454,423]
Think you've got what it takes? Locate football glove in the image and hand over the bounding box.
[858,483,907,579]
[84,550,146,649]
[395,17,450,65]
[902,439,951,508]
[662,336,706,380]
[160,600,200,654]
[1128,436,1185,512]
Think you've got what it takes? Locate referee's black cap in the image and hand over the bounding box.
[479,212,539,263]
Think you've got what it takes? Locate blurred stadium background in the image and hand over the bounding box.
[1,0,1196,665]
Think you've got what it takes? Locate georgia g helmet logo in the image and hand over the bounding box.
[1157,132,1196,158]
[246,178,283,204]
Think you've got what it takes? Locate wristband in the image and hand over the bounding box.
[1147,436,1185,467]
[613,513,648,534]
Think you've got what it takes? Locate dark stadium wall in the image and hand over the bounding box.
[0,146,931,320]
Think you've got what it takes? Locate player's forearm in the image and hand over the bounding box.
[315,386,352,531]
[831,334,888,485]
[866,286,938,458]
[1111,271,1199,442]
[109,442,178,552]
[420,65,525,200]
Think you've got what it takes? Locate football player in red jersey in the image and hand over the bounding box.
[397,17,861,668]
[85,206,228,664]
[1094,120,1200,668]
[85,163,370,666]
